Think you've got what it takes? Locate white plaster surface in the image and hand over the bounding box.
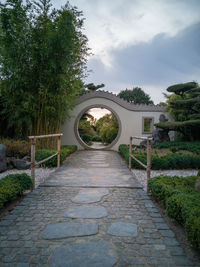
[61,93,169,151]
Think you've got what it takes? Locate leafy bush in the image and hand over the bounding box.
[148,175,200,249]
[119,144,200,170]
[154,141,200,155]
[0,138,30,158]
[0,173,32,209]
[92,135,102,142]
[36,145,77,168]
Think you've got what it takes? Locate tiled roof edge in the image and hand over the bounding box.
[76,91,165,112]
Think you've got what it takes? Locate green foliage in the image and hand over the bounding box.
[119,144,200,170]
[0,173,32,209]
[158,82,200,140]
[154,141,200,155]
[36,145,77,167]
[0,139,30,158]
[118,87,154,104]
[148,175,200,249]
[78,116,96,144]
[167,82,198,95]
[92,136,102,142]
[96,114,119,144]
[0,0,89,139]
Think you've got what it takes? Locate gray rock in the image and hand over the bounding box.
[64,206,108,219]
[12,158,30,170]
[41,222,98,239]
[0,144,7,173]
[107,222,138,237]
[49,241,117,267]
[72,188,109,204]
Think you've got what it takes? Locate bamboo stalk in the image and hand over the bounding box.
[146,139,151,192]
[57,135,61,168]
[29,133,63,139]
[36,152,58,166]
[31,138,36,190]
[130,154,147,169]
[129,137,132,170]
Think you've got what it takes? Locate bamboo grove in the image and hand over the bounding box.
[0,0,90,139]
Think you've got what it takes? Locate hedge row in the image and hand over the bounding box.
[148,175,200,249]
[154,141,200,155]
[119,144,200,170]
[36,145,77,168]
[0,173,32,209]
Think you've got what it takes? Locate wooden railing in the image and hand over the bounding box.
[129,136,153,191]
[28,133,63,189]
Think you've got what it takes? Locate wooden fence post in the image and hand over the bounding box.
[129,137,132,170]
[146,138,151,192]
[31,138,36,190]
[57,135,61,168]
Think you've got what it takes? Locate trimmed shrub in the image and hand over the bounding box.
[0,173,32,208]
[91,136,102,142]
[154,141,200,155]
[0,138,30,158]
[185,216,200,249]
[36,145,77,168]
[118,144,200,170]
[148,175,200,249]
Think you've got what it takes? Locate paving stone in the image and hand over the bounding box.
[17,264,29,267]
[72,188,109,203]
[0,151,194,266]
[64,205,107,218]
[49,241,117,267]
[107,222,138,237]
[41,222,98,239]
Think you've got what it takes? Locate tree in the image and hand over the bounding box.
[96,114,119,144]
[79,83,105,95]
[78,113,95,143]
[118,87,154,105]
[155,82,200,141]
[0,0,89,139]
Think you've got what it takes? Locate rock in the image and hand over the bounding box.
[195,178,200,193]
[0,144,7,173]
[12,158,31,170]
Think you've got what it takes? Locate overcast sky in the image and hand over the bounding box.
[53,0,200,104]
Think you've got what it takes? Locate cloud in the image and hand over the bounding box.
[86,22,200,103]
[61,0,200,66]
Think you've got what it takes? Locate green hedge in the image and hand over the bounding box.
[36,145,77,168]
[0,173,32,209]
[119,144,200,170]
[154,141,200,155]
[148,175,200,249]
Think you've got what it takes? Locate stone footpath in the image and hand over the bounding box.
[0,151,195,266]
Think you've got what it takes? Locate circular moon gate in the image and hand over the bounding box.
[74,104,122,150]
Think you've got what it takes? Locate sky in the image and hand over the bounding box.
[53,0,200,104]
[88,108,111,120]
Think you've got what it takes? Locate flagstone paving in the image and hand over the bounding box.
[0,150,195,266]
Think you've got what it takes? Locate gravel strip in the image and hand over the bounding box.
[0,168,56,188]
[132,169,198,190]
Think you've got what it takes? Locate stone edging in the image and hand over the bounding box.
[76,91,165,112]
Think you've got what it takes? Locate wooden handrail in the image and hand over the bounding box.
[129,136,152,192]
[29,133,63,139]
[28,133,63,190]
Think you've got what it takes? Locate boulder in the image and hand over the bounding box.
[12,158,31,170]
[0,144,7,173]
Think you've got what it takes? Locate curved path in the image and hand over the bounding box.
[0,151,194,266]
